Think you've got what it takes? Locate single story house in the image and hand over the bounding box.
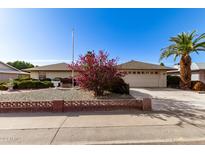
[168,62,205,83]
[117,60,175,87]
[25,60,175,88]
[0,61,29,81]
[24,63,75,80]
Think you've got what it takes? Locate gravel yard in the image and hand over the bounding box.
[0,88,133,102]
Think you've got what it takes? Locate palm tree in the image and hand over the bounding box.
[160,31,205,89]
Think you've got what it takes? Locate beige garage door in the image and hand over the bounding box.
[123,73,160,87]
[0,73,18,81]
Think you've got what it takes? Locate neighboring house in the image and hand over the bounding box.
[168,62,205,83]
[25,60,175,88]
[0,61,30,81]
[117,60,175,87]
[24,63,76,80]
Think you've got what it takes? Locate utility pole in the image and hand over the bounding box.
[72,28,75,88]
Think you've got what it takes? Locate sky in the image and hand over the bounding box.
[1,8,205,66]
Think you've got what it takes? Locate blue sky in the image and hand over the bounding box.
[1,9,205,66]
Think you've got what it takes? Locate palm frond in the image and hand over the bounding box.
[192,48,205,52]
[170,37,181,44]
[194,42,205,48]
[189,30,197,40]
[191,42,205,54]
[193,33,205,44]
[160,30,205,62]
[173,54,180,61]
[159,45,179,62]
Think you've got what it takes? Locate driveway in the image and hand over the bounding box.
[130,88,205,127]
[130,88,205,111]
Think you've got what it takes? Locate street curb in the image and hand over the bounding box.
[56,137,205,145]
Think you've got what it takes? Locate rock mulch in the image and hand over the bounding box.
[0,88,133,102]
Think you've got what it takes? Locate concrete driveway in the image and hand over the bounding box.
[130,88,205,111]
[0,88,205,144]
[130,88,205,127]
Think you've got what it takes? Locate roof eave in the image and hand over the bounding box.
[0,71,29,75]
[117,68,176,70]
[24,69,72,71]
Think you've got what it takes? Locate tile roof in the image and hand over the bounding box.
[25,60,176,72]
[168,62,205,73]
[0,61,29,74]
[117,60,175,70]
[192,63,205,70]
[24,63,70,71]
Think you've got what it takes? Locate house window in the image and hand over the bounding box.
[155,72,158,74]
[146,72,149,74]
[142,72,144,74]
[133,71,136,74]
[128,71,132,74]
[150,72,153,74]
[39,72,46,80]
[137,72,141,74]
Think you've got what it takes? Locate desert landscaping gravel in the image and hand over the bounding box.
[0,88,133,102]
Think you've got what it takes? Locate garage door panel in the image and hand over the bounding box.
[123,74,160,87]
[0,74,18,81]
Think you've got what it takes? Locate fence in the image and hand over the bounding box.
[0,98,152,113]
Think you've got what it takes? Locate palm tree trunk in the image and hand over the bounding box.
[179,54,192,89]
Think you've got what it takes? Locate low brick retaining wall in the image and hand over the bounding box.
[0,98,152,113]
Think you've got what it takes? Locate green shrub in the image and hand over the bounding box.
[42,81,54,88]
[14,77,31,82]
[1,79,54,90]
[0,82,5,85]
[13,81,19,89]
[0,84,8,91]
[60,78,77,86]
[167,75,181,88]
[40,78,51,81]
[108,77,130,94]
[17,80,35,89]
[35,81,46,89]
[191,81,205,91]
[14,80,53,89]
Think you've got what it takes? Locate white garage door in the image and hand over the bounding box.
[123,72,161,87]
[0,73,18,81]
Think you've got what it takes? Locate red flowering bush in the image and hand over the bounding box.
[68,50,123,96]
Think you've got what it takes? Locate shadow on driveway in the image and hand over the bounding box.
[130,88,205,127]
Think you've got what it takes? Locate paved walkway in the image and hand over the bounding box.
[0,88,205,144]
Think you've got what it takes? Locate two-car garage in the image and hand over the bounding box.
[117,60,174,88]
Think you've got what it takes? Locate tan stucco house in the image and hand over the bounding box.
[117,60,175,87]
[0,61,29,81]
[25,60,175,88]
[168,62,205,84]
[24,63,75,80]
